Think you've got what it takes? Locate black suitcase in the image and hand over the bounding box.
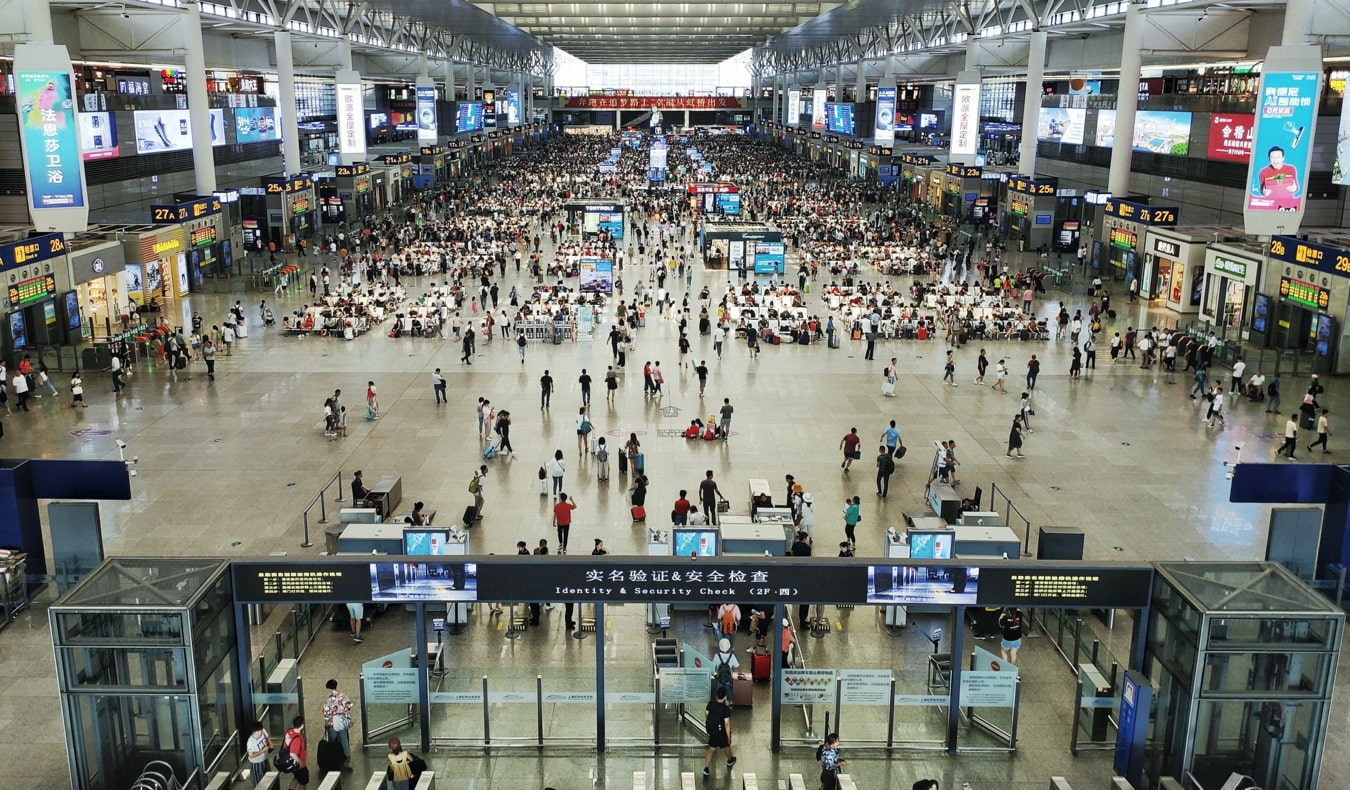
[317,732,345,772]
[462,505,478,526]
[828,335,840,349]
[618,452,628,474]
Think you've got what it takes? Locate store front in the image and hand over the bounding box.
[1142,227,1209,315]
[148,195,226,291]
[66,240,126,340]
[121,227,186,307]
[1200,243,1265,334]
[1,234,73,366]
[1098,198,1179,287]
[261,175,317,250]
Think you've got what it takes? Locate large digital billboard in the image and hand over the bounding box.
[950,82,981,159]
[579,257,614,293]
[787,90,801,126]
[416,83,438,142]
[1036,107,1085,145]
[1246,66,1319,215]
[1094,110,1191,155]
[77,111,119,160]
[133,109,225,152]
[14,46,88,226]
[233,106,281,144]
[811,89,826,130]
[1208,113,1255,162]
[504,89,522,127]
[825,103,855,135]
[456,102,483,133]
[874,86,896,145]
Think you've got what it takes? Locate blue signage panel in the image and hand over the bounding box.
[0,233,68,272]
[234,106,281,144]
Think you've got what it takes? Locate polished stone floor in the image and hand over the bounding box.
[6,245,1347,790]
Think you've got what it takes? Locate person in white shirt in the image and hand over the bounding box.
[1231,358,1247,395]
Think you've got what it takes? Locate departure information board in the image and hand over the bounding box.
[977,566,1153,608]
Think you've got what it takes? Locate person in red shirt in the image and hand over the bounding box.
[673,490,692,524]
[840,427,862,472]
[552,492,577,553]
[1253,145,1301,210]
[284,715,309,789]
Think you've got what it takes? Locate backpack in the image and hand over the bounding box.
[881,454,896,475]
[1268,381,1279,396]
[715,653,733,687]
[596,446,609,463]
[273,732,298,773]
[468,474,481,494]
[517,335,526,348]
[538,466,547,480]
[719,605,737,635]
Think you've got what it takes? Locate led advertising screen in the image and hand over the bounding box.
[825,103,855,135]
[811,89,827,130]
[867,564,979,605]
[1209,113,1255,162]
[673,529,719,557]
[874,86,896,145]
[8,311,28,348]
[416,83,438,142]
[752,241,785,275]
[1036,107,1086,145]
[504,89,522,127]
[14,58,87,216]
[482,89,496,129]
[950,82,981,159]
[403,530,454,556]
[233,106,280,144]
[77,112,119,160]
[715,193,741,216]
[578,257,614,293]
[1094,110,1191,155]
[456,102,483,133]
[64,290,81,330]
[787,90,801,126]
[908,531,954,560]
[649,138,667,170]
[133,109,225,153]
[369,561,477,602]
[1247,68,1319,214]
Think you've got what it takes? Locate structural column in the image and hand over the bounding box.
[1017,30,1049,177]
[965,35,980,71]
[1281,0,1315,45]
[467,64,477,100]
[339,36,353,72]
[274,30,303,174]
[1106,1,1146,196]
[19,0,54,44]
[182,1,217,195]
[854,61,867,105]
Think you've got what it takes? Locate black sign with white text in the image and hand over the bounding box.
[977,565,1153,608]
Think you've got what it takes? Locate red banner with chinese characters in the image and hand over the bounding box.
[1208,113,1255,162]
[564,96,743,110]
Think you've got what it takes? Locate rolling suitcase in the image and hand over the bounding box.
[317,732,345,773]
[618,451,628,474]
[828,335,840,349]
[751,646,772,682]
[634,452,645,474]
[462,505,478,526]
[731,672,754,707]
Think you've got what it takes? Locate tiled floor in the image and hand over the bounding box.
[6,245,1347,790]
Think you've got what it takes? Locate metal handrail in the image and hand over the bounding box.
[300,471,345,548]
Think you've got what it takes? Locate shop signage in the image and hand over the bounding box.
[950,77,981,160]
[947,181,962,196]
[1280,277,1330,310]
[898,153,932,166]
[152,236,181,256]
[1211,256,1249,279]
[566,96,746,109]
[8,273,57,306]
[0,233,66,271]
[1153,238,1182,258]
[946,164,982,178]
[354,176,371,195]
[1269,235,1350,280]
[336,77,364,158]
[151,195,222,224]
[1008,176,1058,196]
[334,163,370,177]
[263,175,313,195]
[1208,113,1255,162]
[1102,198,1178,226]
[190,226,217,248]
[1109,228,1138,250]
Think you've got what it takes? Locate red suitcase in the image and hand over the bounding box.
[631,505,646,522]
[751,647,772,682]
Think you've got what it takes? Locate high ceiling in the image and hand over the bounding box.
[473,1,838,64]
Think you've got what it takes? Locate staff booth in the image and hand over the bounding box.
[67,238,126,340]
[686,182,741,217]
[1200,241,1265,336]
[260,175,316,251]
[416,145,446,189]
[1097,198,1179,289]
[699,223,785,275]
[942,163,983,221]
[563,199,626,241]
[1262,234,1350,374]
[333,162,374,222]
[1142,226,1210,315]
[1,233,74,367]
[148,195,226,292]
[1001,176,1058,252]
[378,153,414,203]
[897,152,934,202]
[865,145,896,185]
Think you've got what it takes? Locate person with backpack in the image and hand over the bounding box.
[702,686,737,777]
[816,732,846,790]
[711,636,740,704]
[714,602,740,645]
[876,445,896,498]
[277,716,309,790]
[468,465,487,522]
[385,736,422,790]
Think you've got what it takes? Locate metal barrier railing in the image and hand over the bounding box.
[300,470,345,549]
[988,482,1033,555]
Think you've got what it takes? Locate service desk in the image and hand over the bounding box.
[336,523,405,554]
[720,516,790,556]
[953,525,1021,558]
[366,476,403,518]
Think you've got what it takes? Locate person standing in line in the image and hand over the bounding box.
[695,360,709,398]
[552,492,576,553]
[993,358,1008,393]
[974,348,989,384]
[431,368,447,405]
[578,368,592,407]
[699,470,728,526]
[321,679,354,771]
[547,449,566,497]
[70,373,86,408]
[942,350,957,386]
[999,607,1024,664]
[817,732,846,790]
[1006,414,1026,459]
[864,324,877,361]
[702,686,737,778]
[245,721,273,786]
[1231,357,1247,394]
[839,427,862,472]
[283,716,309,790]
[384,737,418,790]
[719,398,734,439]
[540,369,554,410]
[1026,355,1041,390]
[1310,409,1332,454]
[843,496,861,549]
[876,445,896,499]
[1019,392,1034,433]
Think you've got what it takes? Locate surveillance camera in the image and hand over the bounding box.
[116,440,127,449]
[1234,443,1245,451]
[128,469,137,477]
